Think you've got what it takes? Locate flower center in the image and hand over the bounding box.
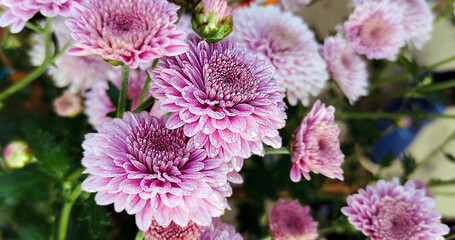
[372,198,416,239]
[360,18,388,47]
[204,49,261,105]
[125,120,188,177]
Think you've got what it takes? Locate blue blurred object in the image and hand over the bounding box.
[370,98,445,164]
[0,67,11,81]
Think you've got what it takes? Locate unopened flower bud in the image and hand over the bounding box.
[53,91,83,118]
[192,0,233,43]
[2,141,32,169]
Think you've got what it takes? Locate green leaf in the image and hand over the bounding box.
[107,81,119,111]
[0,167,52,205]
[80,196,111,237]
[380,150,395,168]
[21,121,72,180]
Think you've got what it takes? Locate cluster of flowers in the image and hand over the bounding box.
[0,0,450,239]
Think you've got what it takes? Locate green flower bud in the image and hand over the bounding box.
[192,0,233,43]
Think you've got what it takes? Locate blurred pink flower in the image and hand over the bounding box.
[342,178,450,240]
[66,0,188,69]
[198,218,243,240]
[53,91,83,118]
[290,100,344,182]
[0,0,81,33]
[341,0,406,60]
[269,199,318,240]
[232,5,328,106]
[320,35,369,104]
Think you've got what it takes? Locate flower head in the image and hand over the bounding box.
[29,17,113,94]
[341,0,406,60]
[232,5,328,106]
[269,199,318,240]
[278,0,310,14]
[341,178,450,240]
[53,91,83,118]
[66,0,188,69]
[81,112,231,230]
[320,35,369,104]
[145,220,204,240]
[192,0,233,43]
[0,0,81,33]
[290,100,344,182]
[2,140,32,169]
[84,69,150,128]
[149,34,286,162]
[198,218,243,240]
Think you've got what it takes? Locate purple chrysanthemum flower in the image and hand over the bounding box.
[0,0,81,33]
[232,5,328,106]
[84,69,150,128]
[290,100,344,182]
[198,218,243,240]
[269,199,318,240]
[149,34,286,162]
[81,112,231,230]
[341,178,450,240]
[340,0,406,60]
[349,0,434,49]
[65,0,188,69]
[29,17,113,94]
[144,220,205,240]
[320,35,369,105]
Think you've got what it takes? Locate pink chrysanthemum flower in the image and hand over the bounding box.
[198,218,243,240]
[84,70,152,128]
[81,112,231,230]
[232,5,328,106]
[341,178,450,240]
[290,100,344,182]
[144,220,205,240]
[341,0,406,61]
[269,199,318,240]
[53,91,83,118]
[29,17,113,94]
[0,0,81,33]
[66,0,188,69]
[149,34,286,162]
[320,35,369,105]
[349,0,434,49]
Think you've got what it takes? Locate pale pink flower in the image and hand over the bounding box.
[66,0,188,69]
[278,0,310,14]
[290,100,344,181]
[320,35,369,104]
[198,218,243,240]
[269,199,318,240]
[342,178,450,240]
[341,0,406,60]
[53,91,83,118]
[81,112,231,230]
[0,0,81,33]
[2,140,32,169]
[232,5,328,106]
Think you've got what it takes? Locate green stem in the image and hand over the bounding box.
[265,147,290,155]
[0,18,53,103]
[319,226,341,235]
[66,168,85,182]
[138,59,158,105]
[428,179,455,187]
[135,231,144,240]
[446,234,455,240]
[133,95,155,113]
[425,55,455,71]
[416,129,455,170]
[417,79,455,92]
[25,22,44,34]
[335,112,455,120]
[117,65,130,118]
[369,72,411,91]
[57,184,82,240]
